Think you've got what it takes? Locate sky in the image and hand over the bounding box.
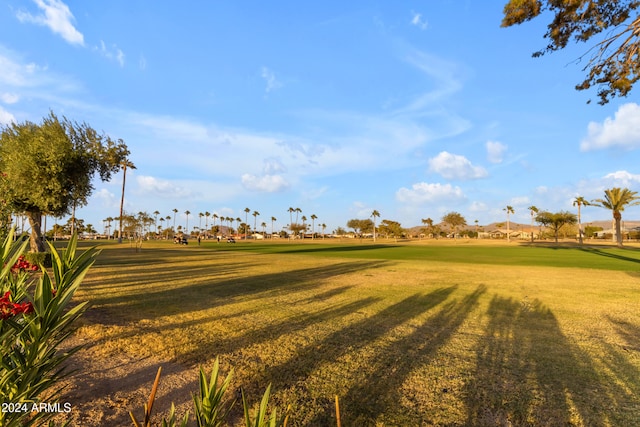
[1,0,639,234]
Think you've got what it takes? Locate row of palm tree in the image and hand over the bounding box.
[505,187,639,247]
[106,207,333,240]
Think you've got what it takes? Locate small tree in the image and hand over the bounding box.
[535,211,578,243]
[0,113,129,252]
[441,212,467,239]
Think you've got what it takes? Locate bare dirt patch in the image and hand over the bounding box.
[52,318,198,426]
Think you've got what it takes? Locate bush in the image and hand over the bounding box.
[23,251,53,268]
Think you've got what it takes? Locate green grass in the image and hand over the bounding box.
[207,240,640,270]
[73,240,640,426]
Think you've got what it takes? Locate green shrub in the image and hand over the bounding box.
[23,251,53,268]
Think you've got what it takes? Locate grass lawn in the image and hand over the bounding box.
[72,239,640,426]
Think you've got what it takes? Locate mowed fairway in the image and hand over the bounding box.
[69,240,640,426]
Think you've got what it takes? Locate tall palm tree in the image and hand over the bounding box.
[321,223,326,239]
[270,216,277,238]
[528,205,539,243]
[153,210,160,233]
[310,214,318,239]
[261,221,267,236]
[252,211,260,236]
[236,217,242,236]
[198,212,204,233]
[572,196,590,245]
[184,210,191,235]
[244,208,250,240]
[172,209,178,234]
[592,187,640,247]
[301,216,307,237]
[288,207,295,236]
[371,210,380,242]
[105,216,114,239]
[504,205,514,242]
[205,211,211,235]
[163,215,170,238]
[118,159,136,243]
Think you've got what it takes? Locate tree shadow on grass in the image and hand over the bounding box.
[466,296,618,426]
[86,260,387,312]
[578,247,640,265]
[251,286,458,425]
[336,285,486,426]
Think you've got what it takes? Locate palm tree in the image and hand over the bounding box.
[504,205,514,242]
[172,209,178,233]
[311,214,318,239]
[165,215,172,238]
[572,196,590,245]
[199,212,204,233]
[118,159,136,243]
[371,210,380,242]
[153,210,160,233]
[105,216,114,239]
[252,211,260,237]
[261,221,267,236]
[474,219,479,239]
[592,187,640,247]
[184,210,191,234]
[205,211,211,236]
[301,216,307,237]
[321,223,326,239]
[528,205,539,243]
[213,213,219,229]
[244,208,250,240]
[270,216,277,238]
[288,207,295,236]
[236,217,242,236]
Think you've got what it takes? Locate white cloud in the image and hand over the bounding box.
[241,173,289,193]
[410,12,428,30]
[1,93,19,104]
[396,182,465,204]
[486,140,507,163]
[92,188,118,209]
[603,170,640,187]
[0,106,15,125]
[428,151,488,180]
[261,66,282,93]
[469,201,488,212]
[97,41,125,67]
[139,55,147,71]
[136,175,193,198]
[16,0,84,46]
[580,103,640,151]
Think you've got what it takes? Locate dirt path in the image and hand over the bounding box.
[52,333,198,426]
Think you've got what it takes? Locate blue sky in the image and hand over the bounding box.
[1,0,639,234]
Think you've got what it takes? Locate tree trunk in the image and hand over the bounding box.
[27,209,46,253]
[614,211,623,247]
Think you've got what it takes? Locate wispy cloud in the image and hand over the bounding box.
[97,40,125,67]
[0,106,15,125]
[410,11,428,30]
[241,173,290,193]
[486,140,507,164]
[396,182,465,205]
[16,0,84,46]
[580,103,640,151]
[261,66,282,93]
[0,93,20,104]
[136,175,195,198]
[428,151,488,180]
